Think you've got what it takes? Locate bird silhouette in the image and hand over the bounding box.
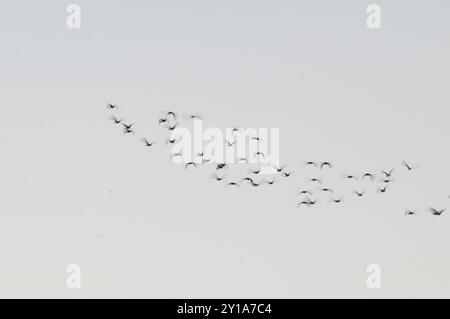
[401,161,417,171]
[201,157,211,164]
[320,162,332,170]
[250,180,262,187]
[429,208,446,216]
[305,161,317,168]
[165,138,179,145]
[107,103,118,109]
[353,190,366,197]
[343,174,357,180]
[241,177,255,185]
[211,173,225,181]
[226,181,240,187]
[159,111,177,124]
[297,201,311,207]
[165,111,177,120]
[185,162,197,170]
[249,168,261,175]
[362,173,375,181]
[166,123,178,131]
[405,210,416,216]
[141,138,156,147]
[377,185,388,193]
[381,169,394,178]
[217,163,228,170]
[106,102,432,217]
[254,152,265,159]
[225,139,236,147]
[109,115,122,124]
[122,123,134,130]
[261,178,277,185]
[272,164,287,173]
[330,197,343,204]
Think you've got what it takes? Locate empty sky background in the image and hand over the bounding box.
[1,0,450,298]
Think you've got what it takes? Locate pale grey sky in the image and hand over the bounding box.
[1,0,450,298]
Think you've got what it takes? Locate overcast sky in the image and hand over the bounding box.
[1,0,450,298]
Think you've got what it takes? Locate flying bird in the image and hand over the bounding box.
[261,178,277,185]
[429,208,446,216]
[225,139,236,147]
[353,190,366,197]
[225,181,240,187]
[401,161,418,171]
[165,138,179,145]
[217,163,228,170]
[377,185,388,193]
[141,138,156,147]
[201,157,211,164]
[211,173,226,181]
[166,123,178,131]
[254,152,265,158]
[381,169,394,178]
[330,197,343,204]
[109,115,122,124]
[362,173,375,181]
[305,161,317,168]
[249,168,261,175]
[272,164,287,173]
[165,111,177,120]
[107,103,118,109]
[241,177,255,185]
[297,201,312,208]
[159,111,177,124]
[405,210,416,216]
[343,174,358,180]
[185,162,197,170]
[320,162,332,170]
[122,123,134,130]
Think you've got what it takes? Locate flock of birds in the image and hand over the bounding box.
[106,103,447,217]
